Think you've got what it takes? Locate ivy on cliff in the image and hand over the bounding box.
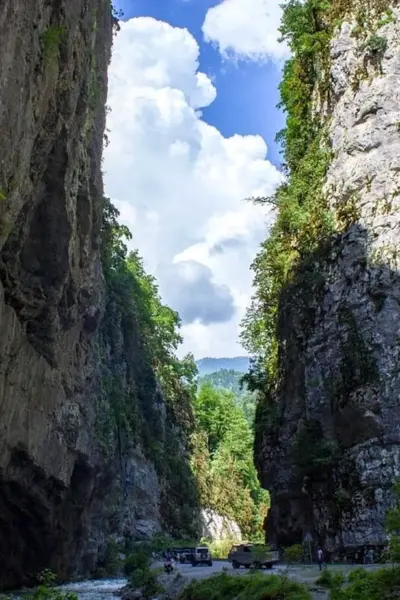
[241,0,391,471]
[241,0,335,392]
[101,197,197,419]
[100,197,199,535]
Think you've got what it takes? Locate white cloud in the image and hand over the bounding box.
[202,0,289,63]
[105,16,282,358]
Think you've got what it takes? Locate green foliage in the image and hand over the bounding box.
[124,550,163,600]
[377,9,396,28]
[191,382,269,539]
[386,481,400,561]
[292,420,339,476]
[198,369,257,427]
[104,539,122,575]
[23,570,77,600]
[202,538,238,559]
[364,35,388,55]
[100,197,199,534]
[129,568,163,600]
[124,551,151,576]
[316,569,345,589]
[325,566,400,600]
[284,544,304,564]
[101,197,197,419]
[241,132,334,387]
[199,369,245,396]
[179,572,312,600]
[41,26,66,62]
[240,0,394,462]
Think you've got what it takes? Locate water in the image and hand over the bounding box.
[59,579,127,600]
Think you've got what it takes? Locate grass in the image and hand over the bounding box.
[40,26,66,62]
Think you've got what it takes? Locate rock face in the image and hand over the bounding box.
[0,0,197,589]
[199,509,242,542]
[256,6,400,556]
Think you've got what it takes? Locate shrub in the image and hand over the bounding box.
[284,544,303,564]
[23,570,78,600]
[129,568,163,600]
[179,572,311,600]
[330,566,400,600]
[316,569,345,589]
[316,569,332,587]
[202,539,239,559]
[365,35,388,55]
[124,551,151,576]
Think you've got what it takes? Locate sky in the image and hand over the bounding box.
[103,0,289,359]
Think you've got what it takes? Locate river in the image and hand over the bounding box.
[59,579,127,600]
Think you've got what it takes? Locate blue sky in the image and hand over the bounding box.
[113,0,285,166]
[104,0,287,358]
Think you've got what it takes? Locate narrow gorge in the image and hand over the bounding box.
[246,0,400,557]
[2,0,400,593]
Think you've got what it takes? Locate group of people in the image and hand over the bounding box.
[316,546,376,570]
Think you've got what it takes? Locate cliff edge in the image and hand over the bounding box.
[0,0,198,589]
[246,0,400,556]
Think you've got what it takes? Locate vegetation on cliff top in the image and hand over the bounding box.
[241,0,392,442]
[241,0,336,395]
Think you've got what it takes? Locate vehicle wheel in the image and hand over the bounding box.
[232,561,240,569]
[266,563,273,570]
[192,561,197,567]
[208,560,213,567]
[254,562,262,569]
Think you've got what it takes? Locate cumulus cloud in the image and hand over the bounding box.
[202,0,289,62]
[161,261,235,325]
[104,16,282,357]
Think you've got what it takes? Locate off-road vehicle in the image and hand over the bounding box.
[228,543,279,569]
[191,545,213,566]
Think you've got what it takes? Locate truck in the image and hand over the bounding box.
[228,543,279,570]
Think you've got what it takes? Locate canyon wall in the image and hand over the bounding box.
[254,2,400,556]
[0,0,197,588]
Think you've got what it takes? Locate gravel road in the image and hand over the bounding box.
[155,560,286,580]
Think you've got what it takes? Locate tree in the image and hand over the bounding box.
[192,382,269,540]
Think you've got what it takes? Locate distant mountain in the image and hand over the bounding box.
[196,356,250,376]
[199,369,243,396]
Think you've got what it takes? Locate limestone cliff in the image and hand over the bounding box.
[0,0,197,589]
[252,1,400,557]
[199,509,242,542]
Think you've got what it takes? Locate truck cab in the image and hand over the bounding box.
[228,543,279,569]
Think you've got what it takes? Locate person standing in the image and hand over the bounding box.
[317,547,324,571]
